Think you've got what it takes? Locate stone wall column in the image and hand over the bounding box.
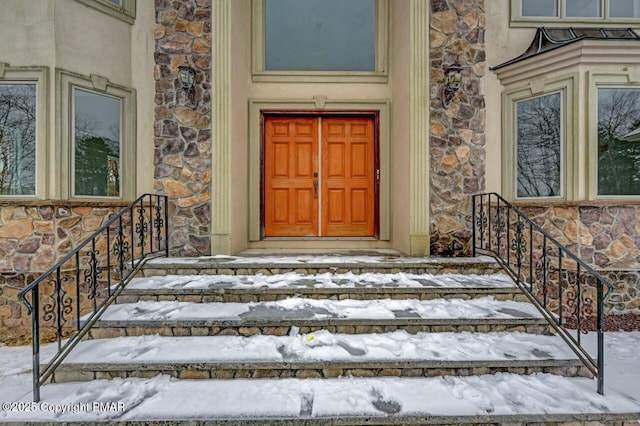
[153,0,212,256]
[429,0,486,256]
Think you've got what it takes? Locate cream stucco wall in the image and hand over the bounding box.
[0,0,156,199]
[484,0,536,195]
[230,0,252,254]
[221,0,414,253]
[131,1,156,196]
[389,0,411,254]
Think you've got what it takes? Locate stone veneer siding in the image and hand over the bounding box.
[517,203,640,314]
[153,0,212,256]
[429,0,486,257]
[0,203,127,327]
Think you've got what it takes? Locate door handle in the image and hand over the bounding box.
[313,180,318,198]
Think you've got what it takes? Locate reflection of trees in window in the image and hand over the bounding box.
[0,84,36,196]
[598,88,640,196]
[516,92,561,197]
[74,89,120,197]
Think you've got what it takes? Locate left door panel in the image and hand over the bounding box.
[264,117,318,236]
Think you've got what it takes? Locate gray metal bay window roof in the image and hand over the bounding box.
[492,27,640,70]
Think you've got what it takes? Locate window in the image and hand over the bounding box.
[265,0,375,72]
[0,65,47,199]
[252,0,388,82]
[512,0,640,26]
[502,77,575,200]
[57,70,136,200]
[0,84,36,196]
[515,92,563,198]
[73,88,122,197]
[75,0,136,24]
[597,88,640,196]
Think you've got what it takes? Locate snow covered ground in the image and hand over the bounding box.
[0,332,638,422]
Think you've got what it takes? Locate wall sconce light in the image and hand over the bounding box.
[442,61,463,109]
[178,65,197,109]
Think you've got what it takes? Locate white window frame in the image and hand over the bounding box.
[0,64,48,200]
[57,69,136,201]
[502,76,576,201]
[75,0,136,24]
[511,0,640,27]
[251,0,388,83]
[588,70,640,200]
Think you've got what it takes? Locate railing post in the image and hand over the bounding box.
[164,196,169,257]
[472,195,477,257]
[487,194,492,254]
[149,194,154,254]
[559,250,564,325]
[31,287,40,402]
[597,280,605,395]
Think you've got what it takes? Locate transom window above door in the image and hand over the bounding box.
[252,0,388,82]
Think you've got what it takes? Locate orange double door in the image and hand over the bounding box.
[264,116,377,238]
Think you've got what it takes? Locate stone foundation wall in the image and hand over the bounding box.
[429,0,486,257]
[153,0,212,256]
[0,203,127,327]
[516,202,640,314]
[517,204,640,270]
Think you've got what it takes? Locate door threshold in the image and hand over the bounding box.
[237,248,404,256]
[262,237,378,241]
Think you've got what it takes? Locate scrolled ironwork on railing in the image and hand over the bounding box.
[473,192,614,395]
[18,194,169,402]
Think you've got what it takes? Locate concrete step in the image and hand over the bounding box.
[54,331,586,383]
[88,297,552,339]
[117,272,527,304]
[18,375,639,424]
[141,255,504,277]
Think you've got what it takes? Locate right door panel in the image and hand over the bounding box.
[321,117,375,237]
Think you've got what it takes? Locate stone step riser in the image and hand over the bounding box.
[87,322,553,339]
[140,265,503,278]
[52,363,588,384]
[115,291,529,305]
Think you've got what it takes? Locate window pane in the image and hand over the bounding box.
[566,0,601,17]
[74,88,121,197]
[610,0,640,17]
[597,88,640,196]
[516,93,562,198]
[0,84,36,196]
[522,0,558,16]
[106,0,122,5]
[265,0,376,71]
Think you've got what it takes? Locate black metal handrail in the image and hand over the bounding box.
[18,193,169,402]
[472,192,614,394]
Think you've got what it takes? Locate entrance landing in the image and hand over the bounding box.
[144,254,503,276]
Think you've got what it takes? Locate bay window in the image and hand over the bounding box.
[58,69,136,200]
[512,0,640,25]
[0,65,47,199]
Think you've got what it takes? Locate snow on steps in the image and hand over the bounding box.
[37,256,630,423]
[117,272,529,303]
[88,294,553,338]
[53,330,586,383]
[12,375,640,424]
